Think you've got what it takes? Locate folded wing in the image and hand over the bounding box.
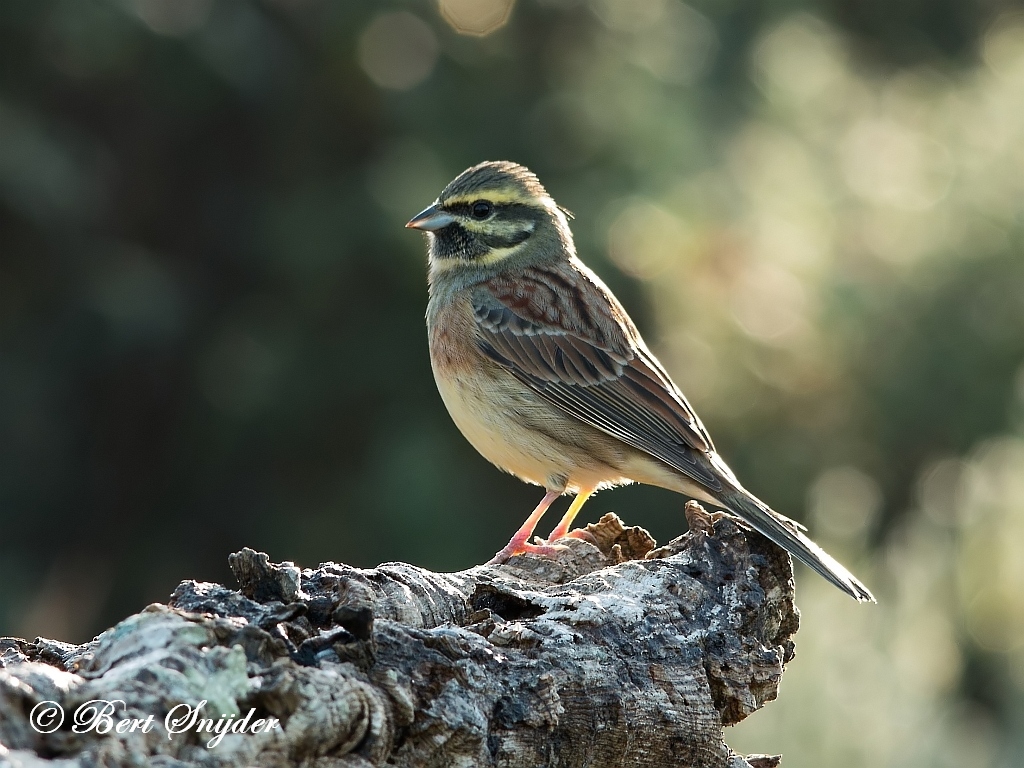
[473,263,721,492]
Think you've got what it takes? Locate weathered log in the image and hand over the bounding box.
[0,506,795,767]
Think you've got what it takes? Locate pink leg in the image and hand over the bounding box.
[486,490,565,565]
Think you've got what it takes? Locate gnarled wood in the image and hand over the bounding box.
[0,508,795,767]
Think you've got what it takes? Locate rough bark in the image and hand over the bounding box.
[0,505,795,768]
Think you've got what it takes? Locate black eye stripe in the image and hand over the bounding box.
[442,201,543,220]
[481,228,533,249]
[444,201,481,217]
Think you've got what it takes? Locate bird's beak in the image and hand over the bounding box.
[405,204,455,232]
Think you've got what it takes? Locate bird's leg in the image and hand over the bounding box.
[546,488,595,541]
[486,490,564,565]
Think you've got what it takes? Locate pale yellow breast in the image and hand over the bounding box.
[428,295,634,493]
[433,367,559,487]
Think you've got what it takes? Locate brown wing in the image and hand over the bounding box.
[472,261,722,492]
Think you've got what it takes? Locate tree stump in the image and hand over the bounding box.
[0,508,796,767]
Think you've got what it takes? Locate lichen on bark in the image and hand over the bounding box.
[0,507,795,767]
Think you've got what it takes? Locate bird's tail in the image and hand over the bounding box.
[717,485,875,603]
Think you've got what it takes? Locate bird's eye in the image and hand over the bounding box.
[471,200,493,219]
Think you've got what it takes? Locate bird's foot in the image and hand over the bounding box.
[486,538,568,565]
[548,528,599,545]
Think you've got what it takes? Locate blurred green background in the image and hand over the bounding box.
[2,0,1024,763]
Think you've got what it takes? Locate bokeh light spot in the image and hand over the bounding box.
[592,0,665,32]
[809,466,881,542]
[730,262,809,345]
[607,199,688,279]
[127,0,211,36]
[753,15,846,103]
[88,247,186,344]
[594,0,717,84]
[916,457,967,527]
[966,587,1024,652]
[358,12,438,90]
[983,12,1024,79]
[957,438,1024,654]
[840,118,954,211]
[438,0,514,37]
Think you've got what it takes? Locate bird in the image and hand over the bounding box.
[406,160,874,602]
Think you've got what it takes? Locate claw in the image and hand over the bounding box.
[487,539,568,565]
[551,528,598,545]
[485,490,562,566]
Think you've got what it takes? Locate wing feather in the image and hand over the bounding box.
[473,265,720,491]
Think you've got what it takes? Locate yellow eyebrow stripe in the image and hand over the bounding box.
[458,218,531,235]
[443,191,548,207]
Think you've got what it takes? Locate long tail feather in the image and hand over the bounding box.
[718,486,875,603]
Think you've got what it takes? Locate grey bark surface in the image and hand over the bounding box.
[0,506,795,768]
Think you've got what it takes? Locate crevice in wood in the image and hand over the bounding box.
[0,508,796,767]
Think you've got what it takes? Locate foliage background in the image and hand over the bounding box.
[2,0,1024,763]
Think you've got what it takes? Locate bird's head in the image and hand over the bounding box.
[406,161,574,282]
